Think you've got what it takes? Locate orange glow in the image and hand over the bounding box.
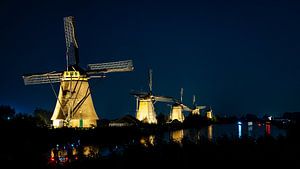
[140,138,147,146]
[50,157,55,161]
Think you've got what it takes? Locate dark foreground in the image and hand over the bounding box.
[1,123,299,169]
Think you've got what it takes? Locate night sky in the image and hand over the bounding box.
[1,0,300,119]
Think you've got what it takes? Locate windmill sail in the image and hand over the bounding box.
[149,69,152,94]
[153,96,174,103]
[87,60,133,74]
[23,72,62,85]
[64,16,79,67]
[130,91,149,98]
[181,104,192,112]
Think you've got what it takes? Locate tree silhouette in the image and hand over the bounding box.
[33,108,51,127]
[0,105,15,120]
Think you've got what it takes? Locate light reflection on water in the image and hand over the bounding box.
[47,123,287,164]
[238,123,242,139]
[83,146,100,158]
[216,123,285,140]
[49,142,102,165]
[163,123,286,144]
[170,129,184,144]
[248,122,253,137]
[140,135,155,147]
[208,125,213,142]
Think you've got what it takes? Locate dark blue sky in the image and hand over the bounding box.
[1,0,300,119]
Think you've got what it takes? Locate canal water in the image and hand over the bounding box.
[167,122,286,143]
[48,122,287,165]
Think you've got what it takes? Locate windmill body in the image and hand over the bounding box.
[51,71,98,128]
[136,97,157,124]
[169,88,190,123]
[191,108,200,115]
[23,16,133,128]
[169,103,185,122]
[190,95,208,116]
[170,129,184,144]
[206,109,213,119]
[191,95,200,115]
[132,69,173,124]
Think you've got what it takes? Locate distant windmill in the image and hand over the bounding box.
[169,88,191,122]
[191,95,206,115]
[22,16,134,128]
[131,69,173,124]
[206,106,213,119]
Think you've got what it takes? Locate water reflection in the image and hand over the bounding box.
[49,143,79,164]
[238,122,242,139]
[185,129,201,144]
[83,146,100,158]
[167,123,283,144]
[170,129,184,144]
[49,142,100,165]
[247,122,253,137]
[140,135,155,147]
[47,123,286,166]
[265,122,271,136]
[208,125,213,142]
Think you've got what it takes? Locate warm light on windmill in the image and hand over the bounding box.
[22,16,134,128]
[131,69,174,124]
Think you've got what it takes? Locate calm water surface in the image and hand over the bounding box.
[167,122,287,143]
[48,122,287,164]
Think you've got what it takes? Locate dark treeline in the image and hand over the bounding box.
[1,104,298,129]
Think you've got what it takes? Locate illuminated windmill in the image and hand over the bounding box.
[131,69,173,124]
[169,88,191,123]
[191,95,206,115]
[206,106,213,119]
[22,16,134,128]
